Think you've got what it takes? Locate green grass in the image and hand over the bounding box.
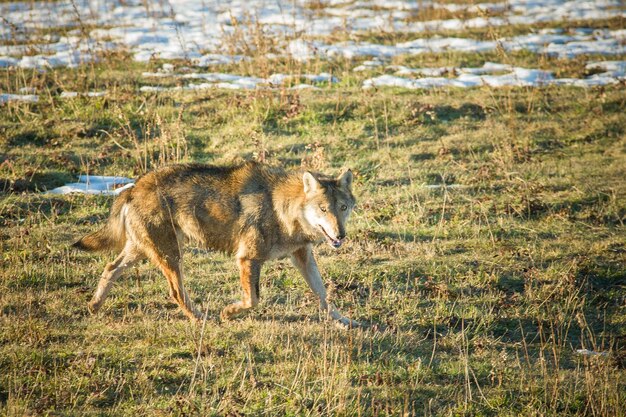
[1,49,625,416]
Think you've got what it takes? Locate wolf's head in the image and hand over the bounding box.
[302,170,355,249]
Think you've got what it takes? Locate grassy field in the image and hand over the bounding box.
[1,16,626,416]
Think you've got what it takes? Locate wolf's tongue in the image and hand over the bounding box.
[319,225,341,247]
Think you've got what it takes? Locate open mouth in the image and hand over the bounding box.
[318,225,343,248]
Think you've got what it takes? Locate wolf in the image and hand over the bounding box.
[73,161,360,328]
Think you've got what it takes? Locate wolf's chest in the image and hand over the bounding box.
[265,240,308,260]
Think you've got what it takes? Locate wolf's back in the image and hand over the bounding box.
[73,188,132,252]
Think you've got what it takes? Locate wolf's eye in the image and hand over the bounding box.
[319,206,327,212]
[340,204,347,211]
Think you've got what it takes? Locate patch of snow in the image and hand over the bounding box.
[388,65,457,76]
[458,68,555,87]
[0,93,38,104]
[60,91,107,98]
[0,56,19,67]
[141,72,172,78]
[435,2,508,14]
[287,29,626,64]
[15,51,97,69]
[541,38,625,59]
[551,77,619,87]
[460,62,514,74]
[353,59,385,72]
[47,175,134,196]
[575,349,609,357]
[287,39,327,62]
[141,71,339,91]
[397,36,498,53]
[289,84,321,90]
[140,85,173,93]
[364,74,469,89]
[364,61,624,90]
[586,60,626,78]
[1,0,625,70]
[326,42,412,60]
[161,63,175,73]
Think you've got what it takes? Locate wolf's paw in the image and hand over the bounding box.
[334,316,362,330]
[219,310,231,322]
[87,301,100,315]
[220,301,251,322]
[220,305,239,322]
[189,312,206,324]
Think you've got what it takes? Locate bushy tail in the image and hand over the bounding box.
[73,190,132,252]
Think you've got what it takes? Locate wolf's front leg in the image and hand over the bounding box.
[220,257,261,321]
[291,245,361,329]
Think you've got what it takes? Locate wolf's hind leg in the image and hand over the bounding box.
[88,243,143,314]
[136,228,204,322]
[220,258,261,321]
[152,250,204,322]
[291,245,361,329]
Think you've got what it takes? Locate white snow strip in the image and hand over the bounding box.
[289,84,321,90]
[575,349,609,357]
[141,70,339,91]
[0,93,39,104]
[353,59,385,72]
[435,2,508,14]
[363,61,625,90]
[289,29,626,62]
[388,65,458,76]
[460,62,514,74]
[0,56,19,67]
[139,85,175,93]
[458,68,555,87]
[585,60,626,78]
[47,175,134,196]
[39,51,96,69]
[267,72,339,85]
[364,74,469,89]
[60,91,107,98]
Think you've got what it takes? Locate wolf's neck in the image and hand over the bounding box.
[272,173,315,238]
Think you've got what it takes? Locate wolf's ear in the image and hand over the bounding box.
[303,172,320,195]
[338,169,353,191]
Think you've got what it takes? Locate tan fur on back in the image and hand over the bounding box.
[131,162,315,256]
